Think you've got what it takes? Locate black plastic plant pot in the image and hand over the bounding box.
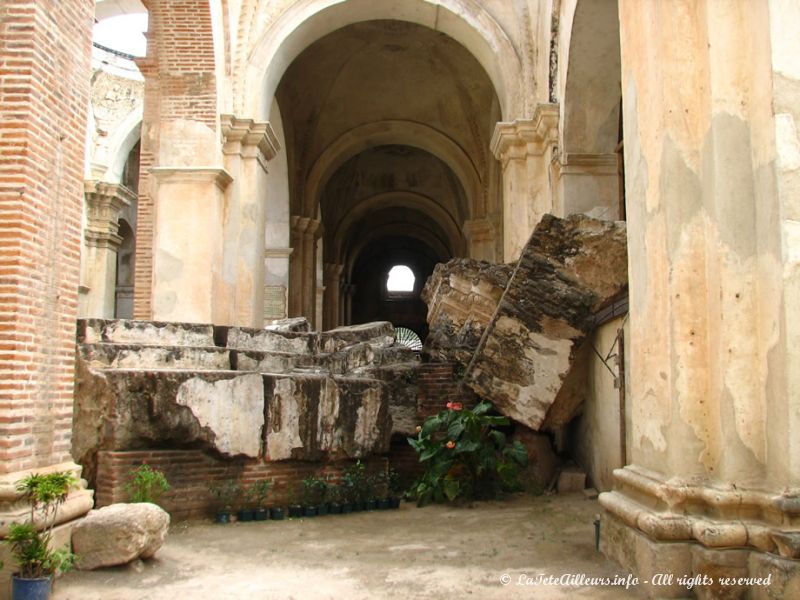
[341,502,353,514]
[254,508,269,521]
[389,496,401,509]
[270,507,285,520]
[317,504,329,516]
[329,503,342,515]
[215,511,231,524]
[288,504,303,518]
[366,499,378,511]
[12,575,51,600]
[238,509,255,522]
[354,500,366,512]
[378,498,391,510]
[303,505,318,517]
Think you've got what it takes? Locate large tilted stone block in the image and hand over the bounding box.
[421,259,512,364]
[422,214,627,431]
[72,503,170,570]
[78,343,231,370]
[466,214,627,430]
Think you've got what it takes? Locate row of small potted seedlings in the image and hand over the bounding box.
[209,462,405,523]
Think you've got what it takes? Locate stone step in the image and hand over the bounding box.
[77,319,217,347]
[226,326,319,354]
[319,321,395,353]
[79,343,232,371]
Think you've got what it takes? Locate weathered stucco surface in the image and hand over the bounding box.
[74,319,416,488]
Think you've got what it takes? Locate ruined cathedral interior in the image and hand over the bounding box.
[1,0,799,597]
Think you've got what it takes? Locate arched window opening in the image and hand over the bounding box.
[386,265,415,293]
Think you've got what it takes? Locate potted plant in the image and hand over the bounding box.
[287,483,303,518]
[343,460,368,511]
[365,472,378,511]
[236,482,255,522]
[124,463,170,506]
[248,479,271,521]
[373,471,391,510]
[314,478,330,516]
[325,479,342,515]
[209,479,237,524]
[5,471,77,600]
[301,475,319,517]
[387,468,403,509]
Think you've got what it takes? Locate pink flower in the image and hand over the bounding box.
[446,440,456,449]
[450,402,463,411]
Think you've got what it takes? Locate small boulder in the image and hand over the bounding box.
[72,503,170,570]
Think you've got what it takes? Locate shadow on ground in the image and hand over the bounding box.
[53,493,644,600]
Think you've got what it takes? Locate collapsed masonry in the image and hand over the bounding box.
[422,213,628,432]
[73,318,419,512]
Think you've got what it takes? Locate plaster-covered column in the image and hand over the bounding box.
[220,115,280,327]
[288,217,320,321]
[264,248,292,322]
[552,153,620,220]
[599,2,800,596]
[323,263,344,330]
[81,181,135,318]
[150,168,232,323]
[490,104,559,261]
[462,218,498,262]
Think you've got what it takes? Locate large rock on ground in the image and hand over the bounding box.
[465,214,627,430]
[72,503,170,570]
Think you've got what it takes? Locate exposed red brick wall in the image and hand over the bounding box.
[96,450,389,519]
[133,0,218,319]
[416,362,476,419]
[0,0,93,474]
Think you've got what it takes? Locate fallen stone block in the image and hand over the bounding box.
[421,258,512,364]
[557,468,587,494]
[465,214,627,430]
[72,503,170,570]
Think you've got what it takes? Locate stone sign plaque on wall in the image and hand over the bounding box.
[264,285,287,321]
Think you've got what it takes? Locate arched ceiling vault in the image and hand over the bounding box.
[329,191,466,265]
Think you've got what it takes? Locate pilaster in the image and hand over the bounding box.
[491,104,559,261]
[149,167,232,323]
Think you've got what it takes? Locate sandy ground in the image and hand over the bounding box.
[53,493,644,600]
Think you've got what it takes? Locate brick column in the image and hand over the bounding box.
[134,0,218,319]
[0,0,95,588]
[81,182,135,318]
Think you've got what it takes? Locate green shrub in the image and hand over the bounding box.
[408,400,528,505]
[125,464,170,505]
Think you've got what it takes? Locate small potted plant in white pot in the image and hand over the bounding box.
[5,471,77,600]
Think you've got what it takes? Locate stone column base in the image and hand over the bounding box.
[602,509,800,599]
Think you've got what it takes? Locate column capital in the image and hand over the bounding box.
[490,103,560,166]
[149,166,233,191]
[462,218,497,243]
[290,216,322,238]
[323,262,344,281]
[220,114,281,172]
[84,180,136,248]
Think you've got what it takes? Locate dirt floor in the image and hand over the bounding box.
[53,493,645,600]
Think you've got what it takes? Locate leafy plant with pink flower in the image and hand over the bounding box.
[408,400,528,505]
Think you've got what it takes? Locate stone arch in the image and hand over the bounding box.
[556,0,622,220]
[243,0,523,121]
[329,191,466,264]
[306,121,482,219]
[105,112,142,185]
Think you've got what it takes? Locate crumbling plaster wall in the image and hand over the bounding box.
[570,317,629,492]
